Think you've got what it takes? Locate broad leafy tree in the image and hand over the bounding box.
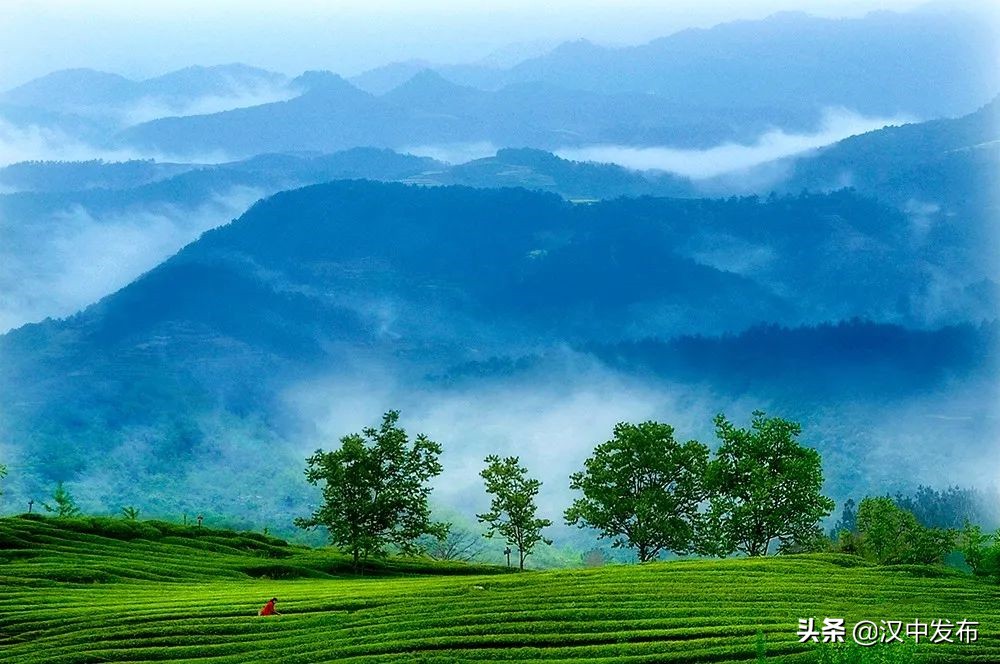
[961,523,1000,582]
[565,420,709,562]
[855,496,955,565]
[477,455,552,569]
[701,411,834,557]
[295,410,447,570]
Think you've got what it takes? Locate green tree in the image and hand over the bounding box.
[855,496,955,565]
[294,410,447,570]
[701,411,835,557]
[894,485,985,529]
[42,482,81,518]
[960,522,1000,582]
[121,506,140,520]
[477,455,552,569]
[0,463,7,504]
[565,420,709,562]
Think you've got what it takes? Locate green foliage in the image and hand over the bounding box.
[295,410,447,570]
[120,505,140,520]
[814,640,917,664]
[0,462,6,502]
[42,482,81,518]
[3,518,999,663]
[477,455,552,569]
[894,485,995,529]
[829,498,857,538]
[960,522,1000,582]
[701,411,835,557]
[0,514,505,585]
[754,629,767,662]
[833,529,863,556]
[776,527,832,555]
[565,420,709,562]
[854,497,955,565]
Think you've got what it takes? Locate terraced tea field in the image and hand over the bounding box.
[1,515,998,662]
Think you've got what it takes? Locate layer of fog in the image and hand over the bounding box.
[400,141,499,165]
[0,186,262,332]
[282,357,1000,536]
[119,85,298,126]
[0,118,232,168]
[556,108,912,179]
[3,350,996,550]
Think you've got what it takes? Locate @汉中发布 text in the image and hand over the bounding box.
[796,618,979,646]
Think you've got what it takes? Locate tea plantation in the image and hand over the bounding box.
[1,515,997,663]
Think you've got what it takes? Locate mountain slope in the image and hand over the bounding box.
[784,97,1000,195]
[115,72,824,159]
[0,181,988,492]
[776,97,1000,284]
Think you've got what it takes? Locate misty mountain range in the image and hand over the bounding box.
[1,64,291,125]
[4,95,996,334]
[2,8,996,164]
[2,175,996,514]
[0,5,997,532]
[353,10,995,118]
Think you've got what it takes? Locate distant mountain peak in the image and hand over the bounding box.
[542,38,606,60]
[552,38,601,52]
[291,70,364,96]
[383,68,478,104]
[139,64,289,99]
[2,68,135,99]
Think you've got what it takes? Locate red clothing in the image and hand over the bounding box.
[259,600,276,616]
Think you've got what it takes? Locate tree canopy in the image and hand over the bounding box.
[295,410,447,569]
[855,496,955,565]
[565,420,709,562]
[701,411,835,557]
[477,455,552,569]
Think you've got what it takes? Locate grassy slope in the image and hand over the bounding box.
[1,516,998,663]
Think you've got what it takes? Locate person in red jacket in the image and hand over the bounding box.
[258,597,279,616]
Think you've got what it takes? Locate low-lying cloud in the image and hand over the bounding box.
[283,357,760,526]
[120,85,298,126]
[0,118,233,168]
[0,119,133,167]
[400,141,498,165]
[282,356,1000,533]
[556,108,912,179]
[0,186,263,331]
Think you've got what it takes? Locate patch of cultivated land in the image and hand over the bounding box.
[1,516,998,662]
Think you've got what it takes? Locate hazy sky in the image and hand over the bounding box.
[0,0,940,89]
